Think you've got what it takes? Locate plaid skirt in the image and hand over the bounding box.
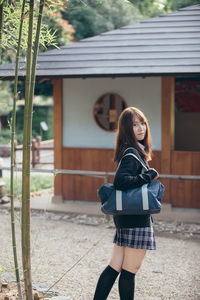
[113,226,156,250]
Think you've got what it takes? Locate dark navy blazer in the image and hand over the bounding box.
[113,146,158,228]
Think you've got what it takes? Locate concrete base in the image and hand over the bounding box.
[153,204,200,224]
[51,195,63,204]
[0,145,11,157]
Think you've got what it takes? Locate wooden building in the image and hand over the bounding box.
[0,5,200,208]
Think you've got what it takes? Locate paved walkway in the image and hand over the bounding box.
[0,188,200,299]
[0,209,199,300]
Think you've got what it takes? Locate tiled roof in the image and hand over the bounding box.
[0,4,200,78]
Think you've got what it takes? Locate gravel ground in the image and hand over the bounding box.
[0,209,200,300]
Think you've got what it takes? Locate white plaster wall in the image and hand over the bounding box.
[63,77,161,150]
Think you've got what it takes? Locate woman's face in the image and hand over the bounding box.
[133,116,146,141]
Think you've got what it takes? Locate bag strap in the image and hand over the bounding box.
[121,153,148,171]
[117,148,148,172]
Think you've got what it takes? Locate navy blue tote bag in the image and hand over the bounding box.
[98,151,165,215]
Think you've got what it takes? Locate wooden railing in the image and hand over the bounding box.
[14,137,54,168]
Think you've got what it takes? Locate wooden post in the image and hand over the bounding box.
[161,77,175,203]
[32,139,37,168]
[52,78,63,203]
[14,140,18,166]
[36,136,41,163]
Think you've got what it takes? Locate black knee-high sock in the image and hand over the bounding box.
[118,269,135,300]
[93,265,119,300]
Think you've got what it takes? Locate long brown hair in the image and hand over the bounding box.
[114,107,153,162]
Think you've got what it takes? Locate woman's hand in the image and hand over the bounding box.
[153,173,159,181]
[143,168,159,182]
[150,168,159,181]
[147,168,159,181]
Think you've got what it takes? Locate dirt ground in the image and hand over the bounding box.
[0,209,200,300]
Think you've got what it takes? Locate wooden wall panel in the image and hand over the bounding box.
[62,147,199,207]
[62,148,115,201]
[192,180,200,209]
[149,151,168,198]
[62,147,161,202]
[53,79,63,196]
[161,77,175,203]
[160,77,200,208]
[192,152,200,208]
[171,151,200,208]
[149,151,161,172]
[192,152,200,175]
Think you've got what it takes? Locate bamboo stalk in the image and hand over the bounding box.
[28,0,45,128]
[0,0,4,61]
[26,4,45,275]
[22,0,45,298]
[10,0,26,297]
[21,0,34,299]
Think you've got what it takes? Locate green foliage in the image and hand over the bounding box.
[0,81,13,116]
[62,0,143,41]
[0,103,53,144]
[4,0,68,50]
[41,8,74,50]
[0,128,23,144]
[10,80,53,99]
[1,0,70,63]
[32,105,53,140]
[128,0,200,18]
[3,174,54,196]
[128,0,164,18]
[16,105,53,141]
[0,129,11,144]
[164,0,200,11]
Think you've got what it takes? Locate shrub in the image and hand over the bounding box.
[0,129,11,144]
[0,129,25,145]
[3,174,54,196]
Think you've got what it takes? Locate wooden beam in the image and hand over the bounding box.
[161,77,175,203]
[52,78,63,200]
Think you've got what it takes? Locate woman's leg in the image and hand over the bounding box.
[119,247,146,300]
[109,244,125,272]
[122,247,146,274]
[93,244,124,300]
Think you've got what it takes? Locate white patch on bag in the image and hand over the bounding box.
[142,184,149,210]
[116,190,122,210]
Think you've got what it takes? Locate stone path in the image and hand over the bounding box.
[0,210,200,300]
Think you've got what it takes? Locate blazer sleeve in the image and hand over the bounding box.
[113,155,158,190]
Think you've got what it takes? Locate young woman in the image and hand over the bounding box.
[93,107,159,300]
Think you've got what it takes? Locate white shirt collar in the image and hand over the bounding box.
[138,142,145,150]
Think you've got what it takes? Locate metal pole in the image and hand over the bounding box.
[1,167,200,180]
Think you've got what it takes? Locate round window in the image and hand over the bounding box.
[93,93,127,131]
